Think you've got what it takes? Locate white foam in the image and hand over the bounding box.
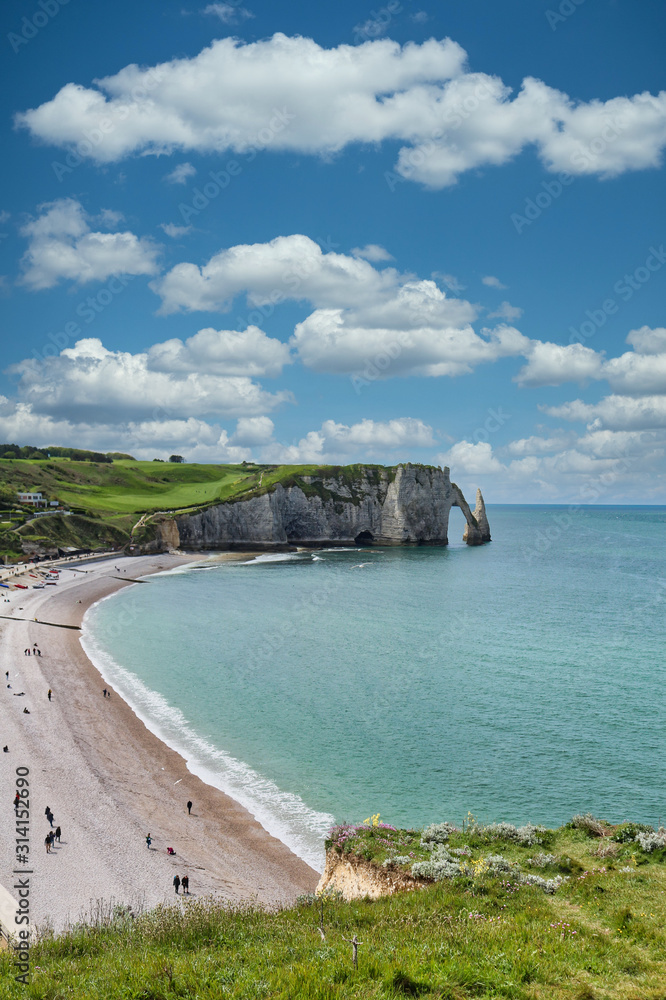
[240,552,305,565]
[80,606,332,871]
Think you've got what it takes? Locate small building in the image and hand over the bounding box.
[17,492,46,507]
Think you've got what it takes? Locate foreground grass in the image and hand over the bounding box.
[3,821,666,999]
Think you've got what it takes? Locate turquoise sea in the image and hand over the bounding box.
[82,506,666,870]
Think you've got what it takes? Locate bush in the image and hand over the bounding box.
[571,814,607,837]
[421,822,459,845]
[636,831,666,854]
[613,822,654,843]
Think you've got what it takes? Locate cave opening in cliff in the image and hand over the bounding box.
[354,530,374,546]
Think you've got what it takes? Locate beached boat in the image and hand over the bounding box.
[15,584,28,589]
[33,583,45,589]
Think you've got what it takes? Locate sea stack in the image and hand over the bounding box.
[463,488,491,545]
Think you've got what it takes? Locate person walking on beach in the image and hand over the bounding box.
[55,825,61,843]
[48,830,55,850]
[45,807,54,827]
[47,689,52,701]
[45,835,51,854]
[146,834,152,849]
[187,800,192,815]
[14,792,20,809]
[181,875,189,894]
[173,875,181,894]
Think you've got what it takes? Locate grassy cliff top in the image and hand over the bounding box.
[3,816,666,999]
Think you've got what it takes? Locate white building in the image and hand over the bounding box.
[17,492,46,507]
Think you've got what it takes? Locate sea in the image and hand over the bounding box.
[81,505,666,871]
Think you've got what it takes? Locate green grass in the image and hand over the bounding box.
[2,819,666,998]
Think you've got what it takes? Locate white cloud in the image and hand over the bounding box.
[152,234,531,378]
[542,394,666,431]
[516,328,666,395]
[203,3,254,24]
[160,222,193,238]
[262,417,435,463]
[151,234,400,314]
[507,433,573,456]
[16,34,666,187]
[351,244,394,262]
[8,337,291,423]
[19,198,160,290]
[515,341,604,387]
[412,11,429,24]
[482,275,507,289]
[0,396,252,463]
[626,325,666,355]
[146,325,291,378]
[164,162,196,184]
[487,300,523,321]
[230,415,274,446]
[438,440,504,475]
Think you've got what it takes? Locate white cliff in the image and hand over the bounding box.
[150,464,490,551]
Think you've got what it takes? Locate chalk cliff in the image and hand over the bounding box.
[148,464,490,551]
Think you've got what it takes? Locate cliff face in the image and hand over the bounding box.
[316,849,424,900]
[153,464,490,551]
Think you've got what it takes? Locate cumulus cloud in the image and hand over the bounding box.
[151,234,400,314]
[19,198,160,290]
[146,325,291,378]
[151,234,530,378]
[438,440,504,475]
[262,417,435,463]
[15,34,666,187]
[482,275,507,289]
[515,341,604,387]
[0,396,252,463]
[516,328,666,395]
[542,394,666,431]
[164,162,196,184]
[8,337,291,423]
[230,415,274,446]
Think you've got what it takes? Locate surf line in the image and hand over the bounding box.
[0,615,81,631]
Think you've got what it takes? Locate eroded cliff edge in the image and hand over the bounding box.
[142,463,490,552]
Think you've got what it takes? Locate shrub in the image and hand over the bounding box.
[613,822,654,843]
[528,853,558,868]
[571,814,607,837]
[421,822,459,844]
[636,831,666,854]
[470,821,548,847]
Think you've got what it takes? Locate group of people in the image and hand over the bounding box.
[43,806,62,853]
[146,800,195,897]
[23,644,41,656]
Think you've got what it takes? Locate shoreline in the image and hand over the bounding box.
[79,560,334,870]
[0,552,319,934]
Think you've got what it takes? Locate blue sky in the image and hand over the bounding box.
[1,0,665,501]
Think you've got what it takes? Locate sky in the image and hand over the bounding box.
[1,0,665,502]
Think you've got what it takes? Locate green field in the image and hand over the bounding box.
[0,457,404,561]
[3,817,666,999]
